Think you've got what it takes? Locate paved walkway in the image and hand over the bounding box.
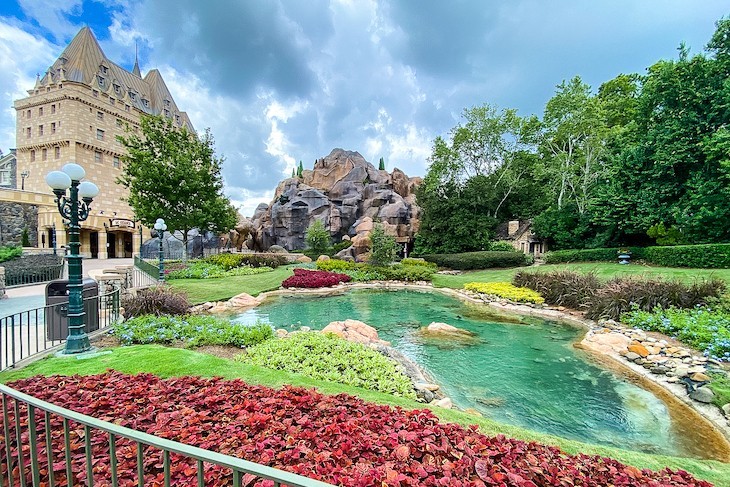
[5,258,133,297]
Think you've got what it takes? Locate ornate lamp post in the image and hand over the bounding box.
[20,170,29,190]
[154,218,167,282]
[46,163,99,354]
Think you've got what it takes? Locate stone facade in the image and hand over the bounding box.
[11,27,192,259]
[0,150,17,189]
[496,220,547,257]
[0,201,38,247]
[0,267,5,299]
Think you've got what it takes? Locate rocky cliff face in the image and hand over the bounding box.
[251,149,421,254]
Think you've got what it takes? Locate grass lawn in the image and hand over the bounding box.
[168,265,295,304]
[2,345,729,486]
[433,263,730,290]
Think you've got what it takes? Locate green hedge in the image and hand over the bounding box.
[421,251,530,270]
[642,244,730,268]
[544,244,730,268]
[544,247,646,264]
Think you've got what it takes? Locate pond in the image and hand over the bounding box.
[231,288,719,459]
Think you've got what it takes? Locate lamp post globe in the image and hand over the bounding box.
[154,218,167,282]
[47,162,96,354]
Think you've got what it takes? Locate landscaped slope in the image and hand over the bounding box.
[4,372,711,486]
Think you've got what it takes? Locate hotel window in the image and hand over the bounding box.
[26,109,31,118]
[110,98,115,105]
[51,122,56,134]
[0,170,9,186]
[51,104,56,114]
[97,75,105,86]
[42,148,47,161]
[30,150,35,162]
[55,146,60,159]
[125,105,130,112]
[38,125,43,136]
[97,111,104,120]
[26,127,31,138]
[164,109,170,117]
[93,90,99,97]
[101,65,108,74]
[113,155,120,168]
[95,151,103,163]
[97,129,104,140]
[116,118,123,128]
[39,107,43,116]
[113,84,120,94]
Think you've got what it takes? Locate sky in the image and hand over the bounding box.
[0,1,727,216]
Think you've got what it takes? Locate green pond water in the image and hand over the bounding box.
[231,289,687,456]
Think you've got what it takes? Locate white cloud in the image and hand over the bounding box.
[0,21,58,151]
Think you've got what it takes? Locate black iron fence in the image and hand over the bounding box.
[0,288,120,370]
[4,263,64,287]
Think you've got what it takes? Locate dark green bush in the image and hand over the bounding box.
[239,254,287,268]
[331,240,353,254]
[642,244,730,268]
[421,251,529,270]
[204,253,246,270]
[513,271,599,309]
[544,244,730,268]
[544,247,647,264]
[0,245,22,263]
[316,259,435,282]
[121,286,190,319]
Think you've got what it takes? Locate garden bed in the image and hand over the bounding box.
[4,372,712,487]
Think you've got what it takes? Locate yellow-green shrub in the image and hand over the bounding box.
[464,282,545,304]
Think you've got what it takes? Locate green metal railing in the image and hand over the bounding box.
[0,384,336,486]
[5,263,64,287]
[134,255,159,281]
[1,289,120,370]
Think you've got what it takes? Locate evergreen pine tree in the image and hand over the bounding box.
[297,160,304,177]
[379,157,385,171]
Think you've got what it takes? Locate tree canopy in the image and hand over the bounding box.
[117,115,237,257]
[416,17,730,253]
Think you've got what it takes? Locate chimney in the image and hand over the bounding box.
[508,220,520,237]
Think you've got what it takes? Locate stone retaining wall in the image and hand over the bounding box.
[0,201,38,247]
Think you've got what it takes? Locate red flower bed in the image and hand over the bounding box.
[1,373,709,487]
[282,268,350,288]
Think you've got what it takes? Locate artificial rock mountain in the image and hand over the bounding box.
[245,149,422,257]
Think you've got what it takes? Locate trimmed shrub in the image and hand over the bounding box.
[401,258,438,270]
[642,244,730,268]
[239,332,416,398]
[513,271,599,309]
[203,253,246,270]
[282,268,350,288]
[114,315,273,348]
[586,277,725,321]
[544,244,730,268]
[464,282,545,304]
[316,259,359,272]
[315,260,435,282]
[544,247,647,264]
[488,241,519,252]
[422,251,529,270]
[166,260,272,279]
[121,286,190,319]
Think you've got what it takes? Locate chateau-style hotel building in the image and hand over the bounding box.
[1,27,192,258]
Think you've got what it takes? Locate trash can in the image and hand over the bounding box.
[46,279,99,341]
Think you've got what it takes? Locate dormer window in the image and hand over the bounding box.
[97,75,106,88]
[164,109,170,117]
[142,98,149,107]
[100,65,108,74]
[164,99,170,107]
[129,92,136,101]
[113,83,121,94]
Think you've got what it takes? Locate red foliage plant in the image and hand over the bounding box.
[1,373,711,487]
[282,268,350,288]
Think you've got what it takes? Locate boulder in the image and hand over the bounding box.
[689,386,715,403]
[296,255,313,263]
[432,397,453,409]
[227,293,259,308]
[628,343,649,358]
[689,372,711,383]
[317,255,330,262]
[321,319,390,346]
[722,403,730,418]
[268,245,287,254]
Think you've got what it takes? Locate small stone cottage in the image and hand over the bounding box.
[495,220,547,257]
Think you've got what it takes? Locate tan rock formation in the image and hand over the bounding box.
[321,319,390,346]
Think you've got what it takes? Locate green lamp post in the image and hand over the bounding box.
[46,163,99,354]
[154,218,167,283]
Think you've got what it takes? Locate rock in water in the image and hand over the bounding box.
[251,149,422,258]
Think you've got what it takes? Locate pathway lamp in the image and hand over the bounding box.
[154,218,167,282]
[46,162,99,354]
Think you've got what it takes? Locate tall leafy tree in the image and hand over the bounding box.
[415,105,540,254]
[117,115,237,260]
